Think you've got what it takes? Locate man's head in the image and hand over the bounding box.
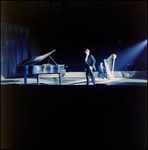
[100,62,103,66]
[84,49,90,55]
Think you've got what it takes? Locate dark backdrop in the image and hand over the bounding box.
[33,2,147,71]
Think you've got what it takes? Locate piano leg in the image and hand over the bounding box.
[24,75,27,84]
[59,74,61,85]
[37,74,39,85]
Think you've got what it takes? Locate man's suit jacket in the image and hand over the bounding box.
[98,65,104,73]
[85,54,96,72]
[98,65,106,74]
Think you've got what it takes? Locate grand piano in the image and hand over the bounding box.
[17,49,66,85]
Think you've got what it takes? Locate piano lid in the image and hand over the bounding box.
[17,49,56,66]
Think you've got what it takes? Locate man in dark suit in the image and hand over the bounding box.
[98,62,107,79]
[84,49,96,85]
[98,62,104,79]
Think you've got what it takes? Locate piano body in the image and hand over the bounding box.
[17,50,66,85]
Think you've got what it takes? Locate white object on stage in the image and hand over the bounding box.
[104,54,117,79]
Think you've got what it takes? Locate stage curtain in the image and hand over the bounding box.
[1,22,40,78]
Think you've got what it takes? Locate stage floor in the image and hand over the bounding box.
[1,77,147,86]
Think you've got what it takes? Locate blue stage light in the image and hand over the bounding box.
[115,39,147,70]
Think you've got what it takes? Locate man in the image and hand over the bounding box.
[98,62,105,79]
[84,49,96,85]
[98,62,107,79]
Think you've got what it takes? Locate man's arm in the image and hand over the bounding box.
[84,60,88,71]
[89,55,96,70]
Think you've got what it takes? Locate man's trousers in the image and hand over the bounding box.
[86,68,95,85]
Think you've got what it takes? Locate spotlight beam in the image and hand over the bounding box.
[115,39,147,70]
